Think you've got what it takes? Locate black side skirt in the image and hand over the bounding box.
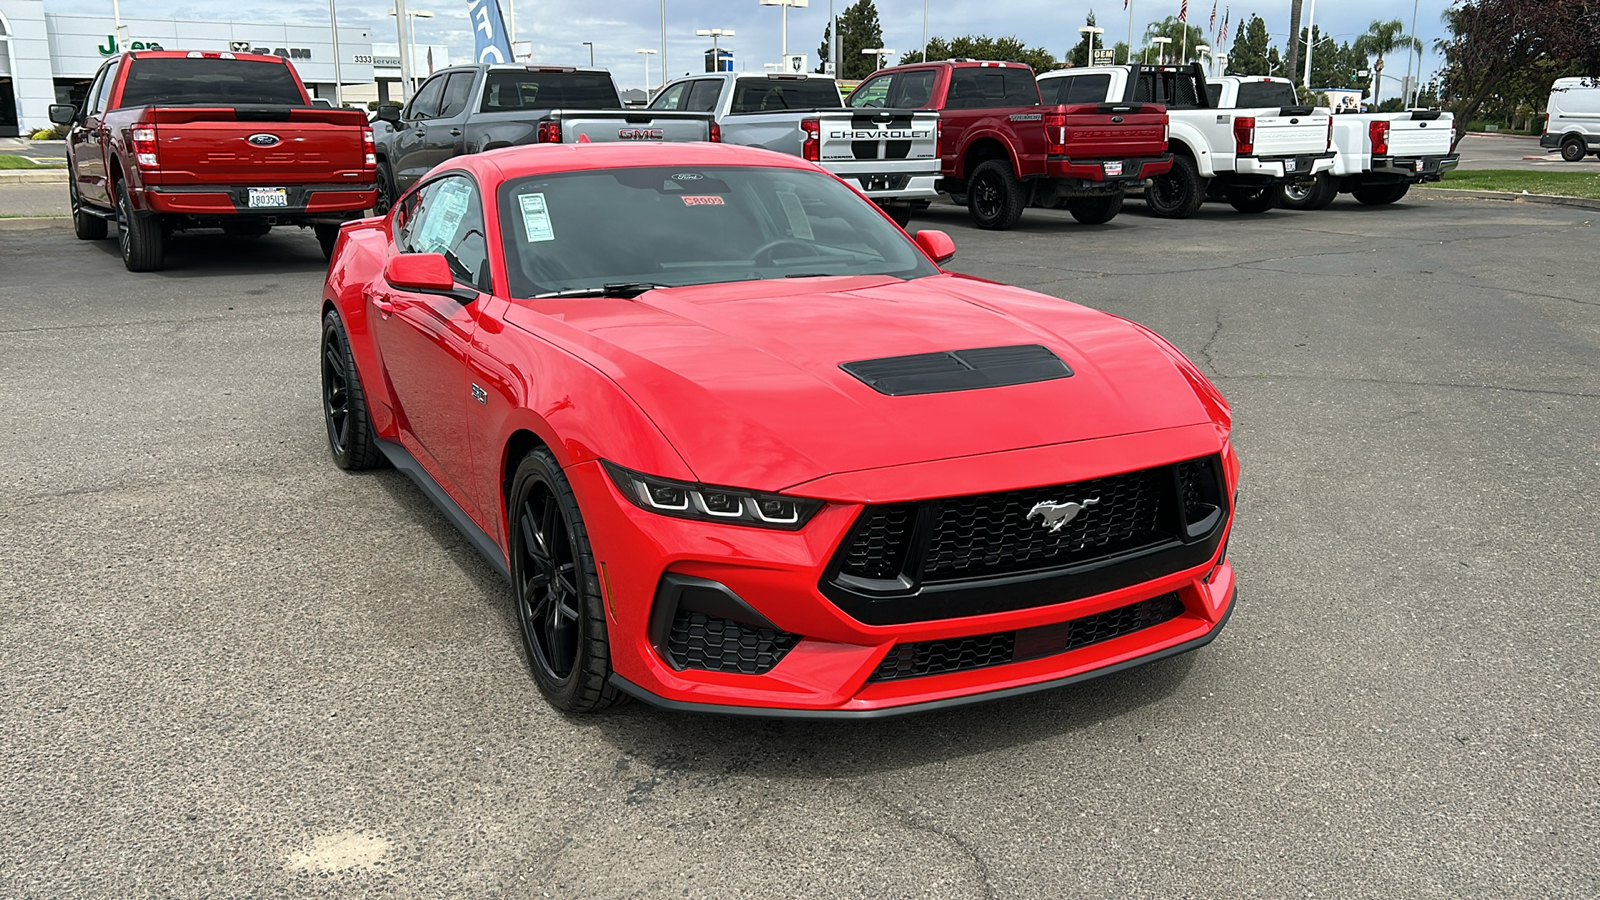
[609,587,1236,720]
[376,438,511,583]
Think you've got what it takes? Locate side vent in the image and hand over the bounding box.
[841,344,1073,397]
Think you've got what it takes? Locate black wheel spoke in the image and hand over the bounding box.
[513,481,584,682]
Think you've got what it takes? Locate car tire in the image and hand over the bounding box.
[1352,182,1410,206]
[315,224,340,261]
[1064,192,1125,225]
[1144,154,1207,219]
[967,160,1027,230]
[320,310,384,471]
[70,181,108,241]
[375,159,398,214]
[947,191,968,206]
[508,447,624,714]
[1226,184,1278,214]
[115,179,165,272]
[1280,173,1335,211]
[1560,136,1587,163]
[881,203,913,228]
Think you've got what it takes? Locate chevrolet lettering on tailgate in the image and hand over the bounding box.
[828,129,934,141]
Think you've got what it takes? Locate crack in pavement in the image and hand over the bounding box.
[865,786,997,900]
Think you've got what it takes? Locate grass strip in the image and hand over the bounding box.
[0,154,67,170]
[1439,168,1600,200]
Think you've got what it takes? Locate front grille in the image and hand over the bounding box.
[841,505,914,580]
[666,610,800,675]
[868,593,1186,682]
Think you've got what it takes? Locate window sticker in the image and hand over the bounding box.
[518,192,555,242]
[416,179,470,253]
[680,195,725,206]
[776,188,813,240]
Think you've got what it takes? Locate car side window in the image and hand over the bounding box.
[407,74,448,120]
[685,80,722,112]
[888,70,936,108]
[398,176,492,293]
[1065,74,1110,105]
[847,74,891,108]
[1002,69,1041,106]
[437,72,476,119]
[89,62,120,115]
[649,82,690,110]
[81,69,108,117]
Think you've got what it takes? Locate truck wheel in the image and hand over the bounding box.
[967,160,1027,230]
[1226,184,1278,214]
[880,203,913,229]
[315,224,341,260]
[1280,173,1336,211]
[1144,155,1206,219]
[1560,136,1587,163]
[1065,193,1124,225]
[1352,183,1410,206]
[375,160,398,214]
[115,179,165,272]
[70,181,108,241]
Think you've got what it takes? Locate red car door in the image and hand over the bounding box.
[372,174,491,521]
[70,60,119,208]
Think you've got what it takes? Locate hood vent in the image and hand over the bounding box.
[840,344,1073,397]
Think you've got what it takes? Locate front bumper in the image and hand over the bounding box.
[1233,152,1335,180]
[140,182,378,218]
[575,430,1239,717]
[1371,153,1460,182]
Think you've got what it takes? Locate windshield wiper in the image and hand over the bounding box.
[534,282,668,299]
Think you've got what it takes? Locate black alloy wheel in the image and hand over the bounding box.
[70,181,108,241]
[1143,154,1206,219]
[508,449,622,713]
[375,160,397,214]
[1226,184,1278,214]
[320,310,382,469]
[1560,136,1587,163]
[966,160,1027,230]
[116,179,165,272]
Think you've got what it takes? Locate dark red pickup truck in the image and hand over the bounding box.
[847,60,1171,228]
[50,51,377,271]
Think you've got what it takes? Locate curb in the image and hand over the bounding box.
[0,170,69,185]
[1412,187,1600,212]
[0,216,69,230]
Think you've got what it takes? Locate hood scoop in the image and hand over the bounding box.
[840,344,1074,397]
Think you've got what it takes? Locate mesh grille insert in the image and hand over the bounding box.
[666,610,800,675]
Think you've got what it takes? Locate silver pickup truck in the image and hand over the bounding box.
[649,72,940,226]
[373,64,715,211]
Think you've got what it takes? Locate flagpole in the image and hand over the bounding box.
[1181,2,1188,63]
[1126,1,1134,64]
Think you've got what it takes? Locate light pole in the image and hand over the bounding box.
[922,0,929,64]
[1150,36,1172,65]
[760,0,808,60]
[328,1,344,106]
[862,47,894,71]
[696,28,735,71]
[636,48,657,97]
[1215,52,1227,77]
[1302,0,1316,90]
[1405,0,1421,108]
[1077,25,1104,65]
[390,1,411,100]
[1195,44,1210,77]
[582,41,594,66]
[387,8,434,90]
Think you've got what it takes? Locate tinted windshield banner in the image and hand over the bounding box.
[467,0,514,64]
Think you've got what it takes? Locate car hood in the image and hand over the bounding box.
[505,274,1217,492]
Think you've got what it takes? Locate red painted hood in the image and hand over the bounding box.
[507,274,1218,492]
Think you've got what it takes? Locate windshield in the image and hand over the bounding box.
[498,165,939,298]
[1235,81,1299,108]
[119,58,306,106]
[480,72,620,111]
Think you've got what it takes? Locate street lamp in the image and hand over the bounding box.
[387,8,434,90]
[696,28,735,71]
[1195,44,1210,76]
[1149,36,1171,65]
[582,41,594,66]
[760,0,808,59]
[862,47,894,71]
[1077,26,1105,65]
[635,48,657,96]
[328,1,344,107]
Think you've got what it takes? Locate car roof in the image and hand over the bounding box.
[449,142,822,182]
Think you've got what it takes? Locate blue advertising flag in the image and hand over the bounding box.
[467,0,514,64]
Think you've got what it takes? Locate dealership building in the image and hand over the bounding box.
[0,0,383,135]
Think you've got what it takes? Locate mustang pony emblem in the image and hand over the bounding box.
[1027,498,1100,533]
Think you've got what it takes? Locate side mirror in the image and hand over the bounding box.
[376,104,402,124]
[49,104,77,126]
[383,253,478,303]
[914,229,956,265]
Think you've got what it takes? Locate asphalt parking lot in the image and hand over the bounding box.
[2,195,1596,898]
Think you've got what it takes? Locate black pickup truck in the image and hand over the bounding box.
[372,64,716,211]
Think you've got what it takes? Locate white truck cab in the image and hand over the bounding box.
[1541,77,1600,162]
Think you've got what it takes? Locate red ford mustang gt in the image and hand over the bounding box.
[320,142,1237,717]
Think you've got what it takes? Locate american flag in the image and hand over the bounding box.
[1219,7,1230,44]
[1180,0,1188,21]
[1210,2,1217,33]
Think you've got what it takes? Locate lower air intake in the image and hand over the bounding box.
[667,610,800,675]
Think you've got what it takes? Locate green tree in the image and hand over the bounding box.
[1353,18,1423,104]
[1227,15,1275,75]
[1302,27,1364,90]
[836,0,885,79]
[1067,11,1100,68]
[815,22,831,74]
[1140,16,1207,64]
[899,35,1057,73]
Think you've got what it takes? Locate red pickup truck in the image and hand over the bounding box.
[50,51,377,271]
[847,60,1171,228]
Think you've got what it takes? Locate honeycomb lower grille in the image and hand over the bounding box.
[666,610,800,675]
[868,593,1186,682]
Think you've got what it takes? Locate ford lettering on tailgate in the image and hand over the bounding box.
[619,128,666,140]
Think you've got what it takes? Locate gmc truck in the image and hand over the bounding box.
[374,65,716,211]
[1206,78,1459,210]
[50,50,378,271]
[847,60,1173,229]
[1040,64,1334,217]
[648,71,940,226]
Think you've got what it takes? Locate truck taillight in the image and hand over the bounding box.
[1043,111,1068,156]
[1542,114,1549,136]
[709,121,722,143]
[936,119,943,158]
[800,118,820,161]
[131,126,158,169]
[1233,116,1255,156]
[1369,120,1390,156]
[537,120,562,143]
[362,127,376,169]
[1326,117,1334,151]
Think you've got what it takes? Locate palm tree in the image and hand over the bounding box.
[1286,1,1304,80]
[1354,18,1424,105]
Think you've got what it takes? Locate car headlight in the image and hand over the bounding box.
[602,461,823,530]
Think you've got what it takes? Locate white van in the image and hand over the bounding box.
[1541,77,1600,161]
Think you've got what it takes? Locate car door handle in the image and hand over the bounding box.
[373,296,395,318]
[449,128,462,137]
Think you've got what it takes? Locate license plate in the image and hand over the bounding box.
[1284,159,1298,172]
[1416,160,1427,172]
[248,187,287,208]
[1103,161,1124,177]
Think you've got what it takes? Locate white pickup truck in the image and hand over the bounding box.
[1207,76,1458,209]
[1039,64,1333,216]
[649,71,940,226]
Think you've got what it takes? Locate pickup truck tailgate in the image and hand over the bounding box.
[553,110,715,143]
[1055,103,1167,158]
[1251,110,1332,156]
[817,109,938,163]
[1387,115,1453,156]
[143,106,370,185]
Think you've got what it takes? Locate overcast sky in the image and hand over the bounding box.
[48,0,1449,90]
